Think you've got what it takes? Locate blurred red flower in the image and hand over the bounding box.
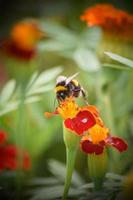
[0,129,31,171]
[1,21,43,60]
[0,130,7,145]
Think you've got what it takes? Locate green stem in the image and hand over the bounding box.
[88,150,108,191]
[62,148,77,200]
[62,126,80,200]
[103,93,116,134]
[16,83,27,199]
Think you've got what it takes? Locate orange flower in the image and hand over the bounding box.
[45,97,128,154]
[11,22,43,51]
[80,124,128,155]
[1,21,43,60]
[45,97,102,135]
[80,4,133,39]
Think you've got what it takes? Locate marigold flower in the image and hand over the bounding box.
[2,40,36,60]
[45,96,128,197]
[11,22,43,51]
[45,97,99,135]
[1,21,43,60]
[80,124,128,155]
[4,145,31,170]
[0,144,31,171]
[4,145,18,170]
[80,3,133,39]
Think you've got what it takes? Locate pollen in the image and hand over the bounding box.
[57,97,80,119]
[89,124,109,144]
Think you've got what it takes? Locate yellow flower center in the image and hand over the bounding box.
[57,97,80,119]
[89,124,109,144]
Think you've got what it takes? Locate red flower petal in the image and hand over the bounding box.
[80,139,105,155]
[76,110,96,130]
[23,151,31,170]
[64,110,96,135]
[0,147,5,171]
[106,136,128,152]
[4,145,18,170]
[2,40,36,60]
[64,118,75,132]
[0,130,7,145]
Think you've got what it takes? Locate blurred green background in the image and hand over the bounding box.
[0,0,133,199]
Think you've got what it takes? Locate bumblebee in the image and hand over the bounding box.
[55,73,86,102]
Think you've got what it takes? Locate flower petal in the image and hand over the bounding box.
[64,110,96,135]
[2,40,36,60]
[76,110,96,129]
[80,138,105,155]
[106,136,128,152]
[44,110,58,118]
[0,130,7,145]
[64,118,75,132]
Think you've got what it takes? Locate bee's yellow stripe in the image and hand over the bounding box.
[72,79,79,86]
[55,86,67,92]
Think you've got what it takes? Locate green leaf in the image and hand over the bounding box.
[102,63,132,71]
[106,173,124,181]
[105,52,133,68]
[0,101,19,116]
[0,80,16,104]
[73,48,100,72]
[40,21,76,42]
[29,185,85,200]
[81,27,102,50]
[28,177,60,186]
[29,185,64,200]
[38,40,73,51]
[29,66,62,87]
[48,159,84,187]
[26,84,54,96]
[0,67,62,116]
[26,72,39,90]
[24,96,41,103]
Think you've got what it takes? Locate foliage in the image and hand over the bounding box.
[0,66,62,116]
[104,52,133,70]
[39,21,102,72]
[27,159,124,200]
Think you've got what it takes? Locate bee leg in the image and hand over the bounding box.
[53,98,58,109]
[81,90,89,105]
[84,97,89,105]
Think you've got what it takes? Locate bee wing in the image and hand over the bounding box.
[65,72,79,85]
[56,76,67,84]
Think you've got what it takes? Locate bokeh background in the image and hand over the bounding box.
[0,0,133,199]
